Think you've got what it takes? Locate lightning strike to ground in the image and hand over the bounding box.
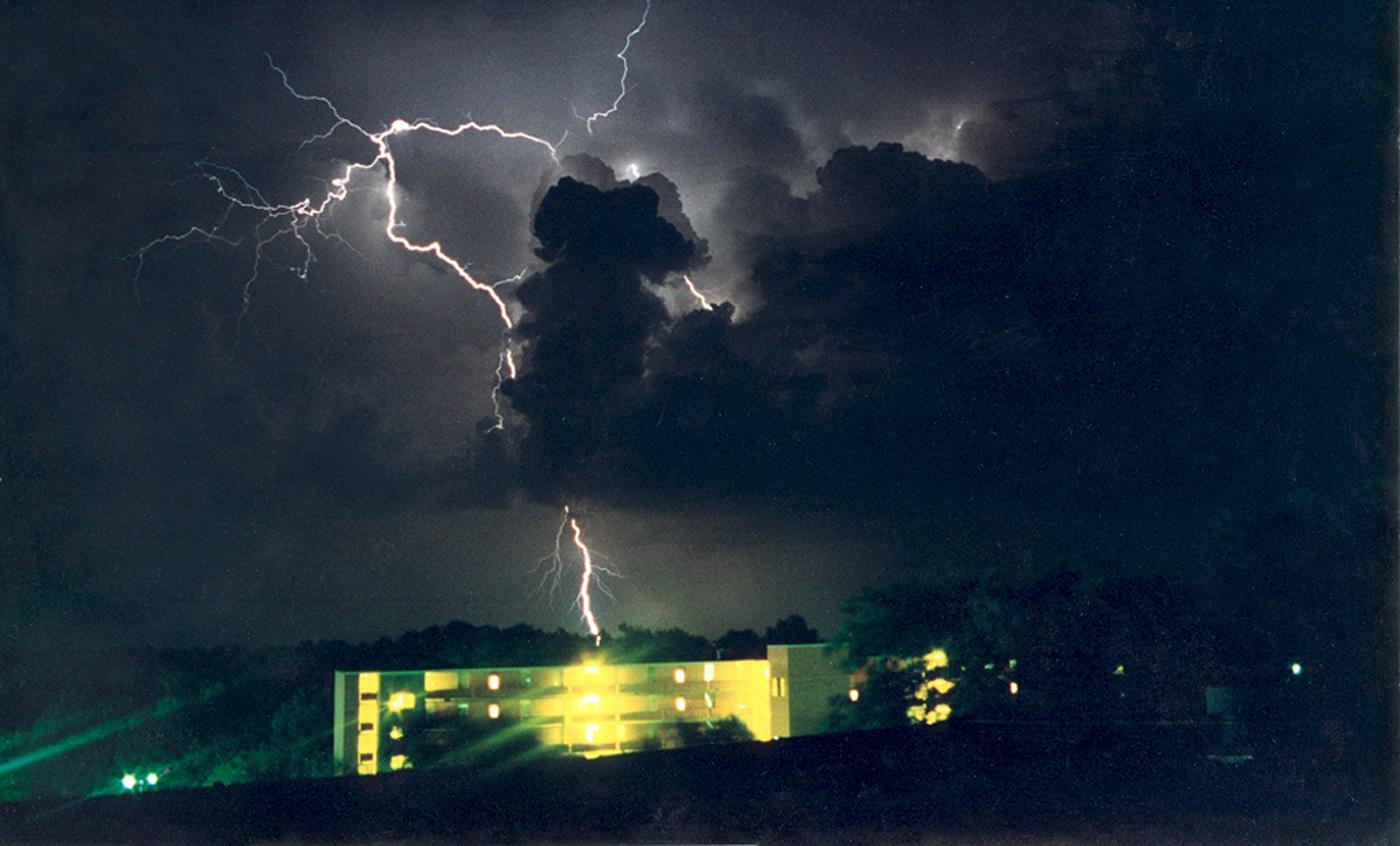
[131,6,651,639]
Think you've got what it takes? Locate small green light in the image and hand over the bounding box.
[1290,662,1303,676]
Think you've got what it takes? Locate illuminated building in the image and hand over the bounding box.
[334,643,849,775]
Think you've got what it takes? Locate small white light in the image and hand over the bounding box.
[145,772,159,786]
[1009,681,1020,695]
[673,668,686,684]
[487,673,501,691]
[674,696,687,712]
[487,703,501,720]
[120,774,137,791]
[848,688,860,703]
[1290,662,1303,676]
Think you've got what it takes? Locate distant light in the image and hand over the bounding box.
[487,673,501,691]
[932,703,952,721]
[1114,664,1126,676]
[487,702,501,720]
[585,664,600,674]
[930,677,956,695]
[120,774,137,791]
[388,691,415,712]
[389,725,404,740]
[1290,662,1303,676]
[674,696,687,712]
[848,687,860,703]
[1009,681,1020,695]
[145,772,159,786]
[389,754,408,771]
[703,662,715,682]
[1008,659,1017,670]
[584,722,599,743]
[673,668,686,684]
[983,663,994,671]
[923,649,949,670]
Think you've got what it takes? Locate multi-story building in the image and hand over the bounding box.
[334,643,851,775]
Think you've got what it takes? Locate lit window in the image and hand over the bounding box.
[487,702,501,720]
[1009,681,1020,695]
[389,725,404,740]
[848,687,860,703]
[770,678,779,697]
[778,678,787,698]
[931,678,956,695]
[704,691,714,708]
[584,722,599,743]
[673,668,686,684]
[932,703,952,721]
[487,673,501,691]
[359,673,380,695]
[424,671,458,692]
[580,693,600,710]
[389,754,408,771]
[674,696,687,712]
[923,649,949,670]
[764,664,771,679]
[703,663,715,682]
[388,692,416,712]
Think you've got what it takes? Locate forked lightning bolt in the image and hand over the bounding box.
[681,274,714,311]
[129,2,653,639]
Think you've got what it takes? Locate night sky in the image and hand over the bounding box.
[2,1,1393,650]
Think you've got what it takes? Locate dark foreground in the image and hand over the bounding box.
[0,723,1393,844]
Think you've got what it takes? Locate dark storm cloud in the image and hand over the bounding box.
[0,0,1390,649]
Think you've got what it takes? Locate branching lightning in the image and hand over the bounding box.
[131,6,653,640]
[575,0,651,134]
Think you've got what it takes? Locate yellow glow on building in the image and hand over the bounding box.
[930,677,956,694]
[423,671,458,692]
[932,703,952,721]
[487,673,501,691]
[923,649,949,670]
[335,648,844,775]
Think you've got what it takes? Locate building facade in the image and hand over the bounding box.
[334,643,851,775]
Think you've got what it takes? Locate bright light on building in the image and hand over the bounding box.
[930,677,955,695]
[389,725,404,740]
[584,722,599,743]
[145,772,159,786]
[703,663,715,682]
[580,693,600,710]
[389,754,408,771]
[673,668,686,684]
[487,702,501,720]
[1009,681,1020,695]
[848,687,860,703]
[388,691,416,712]
[932,703,952,721]
[923,649,949,670]
[674,696,687,712]
[585,664,600,674]
[120,774,137,791]
[487,673,501,691]
[1290,662,1303,676]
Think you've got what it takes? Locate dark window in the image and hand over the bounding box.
[359,752,374,762]
[360,692,377,701]
[359,722,373,731]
